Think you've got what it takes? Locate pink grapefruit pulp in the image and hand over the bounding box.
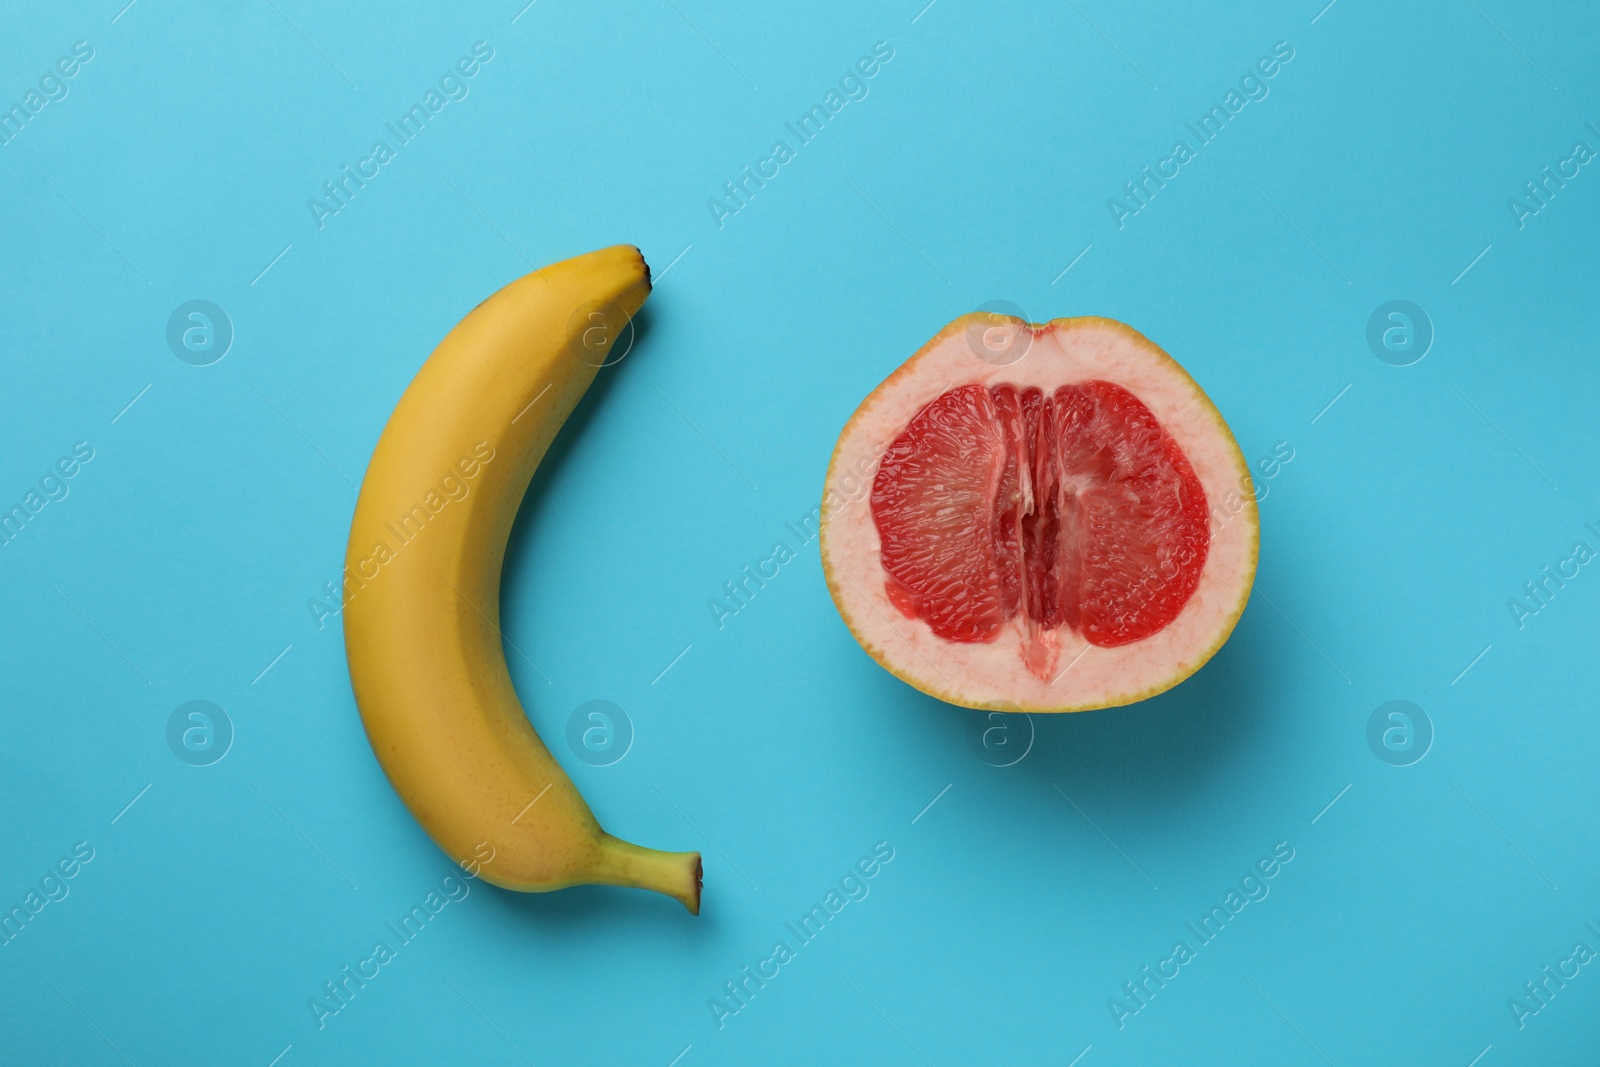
[820,315,1257,713]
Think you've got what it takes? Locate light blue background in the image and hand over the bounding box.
[2,1,1597,1064]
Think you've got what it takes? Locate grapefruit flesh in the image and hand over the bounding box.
[821,316,1257,713]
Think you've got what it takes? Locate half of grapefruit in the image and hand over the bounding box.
[820,315,1257,713]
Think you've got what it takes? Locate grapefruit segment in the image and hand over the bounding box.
[872,384,1011,645]
[822,316,1257,713]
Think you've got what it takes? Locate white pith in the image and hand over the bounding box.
[821,317,1258,713]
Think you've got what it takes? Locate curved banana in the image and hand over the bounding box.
[343,245,701,913]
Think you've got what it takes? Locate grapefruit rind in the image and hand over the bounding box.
[820,315,1258,714]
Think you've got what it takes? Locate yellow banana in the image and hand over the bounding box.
[343,245,702,913]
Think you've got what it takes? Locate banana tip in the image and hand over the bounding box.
[687,853,703,916]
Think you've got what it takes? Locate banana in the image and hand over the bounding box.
[343,245,702,913]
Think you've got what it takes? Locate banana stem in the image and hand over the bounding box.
[593,835,703,914]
